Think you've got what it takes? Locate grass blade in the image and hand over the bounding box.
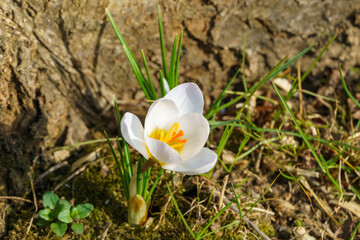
[146,168,164,204]
[244,170,284,218]
[142,166,151,198]
[166,182,196,239]
[340,64,360,109]
[205,69,240,119]
[136,157,143,195]
[175,30,183,86]
[158,5,169,81]
[196,198,236,239]
[273,83,342,194]
[350,222,360,240]
[105,9,153,100]
[209,121,360,151]
[286,35,337,101]
[241,34,247,92]
[104,131,129,200]
[122,138,133,180]
[159,70,166,97]
[116,136,130,195]
[142,50,158,99]
[169,34,178,89]
[208,44,316,179]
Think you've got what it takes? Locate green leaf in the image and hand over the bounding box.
[55,199,73,223]
[42,192,59,209]
[146,168,164,204]
[169,34,178,89]
[53,199,71,217]
[174,30,183,86]
[158,5,169,81]
[38,208,53,221]
[105,9,154,100]
[71,223,84,234]
[71,203,93,219]
[36,218,51,227]
[104,131,130,200]
[166,182,196,239]
[50,222,67,237]
[58,199,71,209]
[58,208,73,223]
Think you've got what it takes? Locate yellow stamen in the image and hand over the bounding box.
[164,123,179,142]
[159,130,165,142]
[149,123,187,156]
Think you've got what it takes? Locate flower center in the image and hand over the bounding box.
[149,123,187,153]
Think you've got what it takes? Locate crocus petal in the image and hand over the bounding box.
[145,137,183,165]
[144,99,179,137]
[163,148,217,175]
[121,113,149,159]
[168,113,209,160]
[164,83,204,115]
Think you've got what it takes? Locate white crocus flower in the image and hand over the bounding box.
[121,83,217,175]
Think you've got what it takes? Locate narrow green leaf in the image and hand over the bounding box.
[241,34,247,92]
[146,168,164,204]
[206,94,244,119]
[166,182,196,239]
[169,34,178,89]
[141,50,158,99]
[159,70,166,97]
[158,5,169,80]
[142,165,151,198]
[122,138,133,180]
[196,198,236,239]
[116,136,130,196]
[136,158,143,195]
[287,35,336,101]
[42,192,59,209]
[273,83,342,194]
[231,184,242,219]
[51,222,67,237]
[350,222,360,240]
[206,69,240,119]
[207,44,315,179]
[71,223,84,234]
[113,96,122,134]
[104,131,129,200]
[229,134,252,172]
[208,121,360,151]
[174,30,183,86]
[340,64,360,109]
[105,9,152,100]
